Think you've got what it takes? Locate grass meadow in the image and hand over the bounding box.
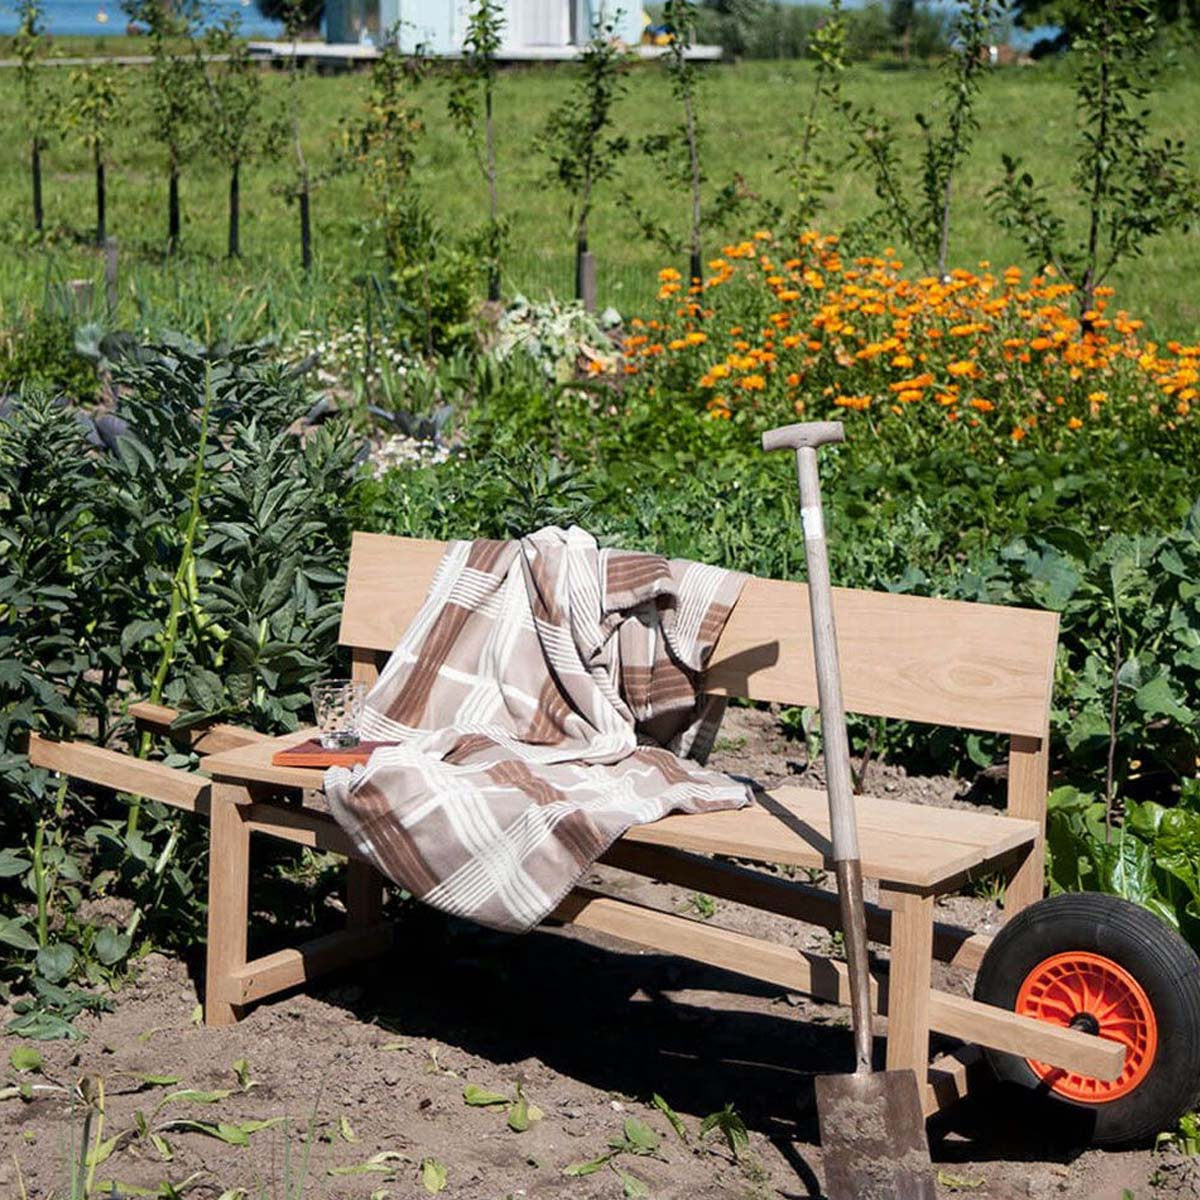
[1,48,1199,339]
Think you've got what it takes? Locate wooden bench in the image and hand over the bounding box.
[30,531,1126,1116]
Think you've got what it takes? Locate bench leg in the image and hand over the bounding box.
[880,888,934,1075]
[346,859,385,928]
[205,782,251,1027]
[1006,734,1049,916]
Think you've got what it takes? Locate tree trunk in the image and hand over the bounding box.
[31,139,44,234]
[94,145,106,248]
[168,166,181,255]
[485,86,500,303]
[574,227,588,305]
[228,160,240,259]
[299,186,312,272]
[683,85,703,289]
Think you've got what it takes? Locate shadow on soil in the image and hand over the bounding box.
[205,904,1092,1196]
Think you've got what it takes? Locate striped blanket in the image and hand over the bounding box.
[325,526,751,933]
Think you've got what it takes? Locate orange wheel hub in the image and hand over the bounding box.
[1016,951,1158,1103]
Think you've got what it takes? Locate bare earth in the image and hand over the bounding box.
[3,708,1198,1200]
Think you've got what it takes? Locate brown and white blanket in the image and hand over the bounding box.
[325,526,752,933]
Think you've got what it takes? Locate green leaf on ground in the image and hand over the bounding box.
[462,1083,509,1107]
[9,1046,42,1073]
[564,1152,616,1176]
[651,1094,688,1142]
[420,1157,448,1194]
[616,1166,651,1198]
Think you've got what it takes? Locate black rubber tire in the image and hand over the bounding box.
[974,892,1200,1148]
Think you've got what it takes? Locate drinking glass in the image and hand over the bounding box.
[311,679,367,749]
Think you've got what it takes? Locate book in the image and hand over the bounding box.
[270,739,396,768]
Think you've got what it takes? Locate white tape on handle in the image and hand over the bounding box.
[801,505,825,542]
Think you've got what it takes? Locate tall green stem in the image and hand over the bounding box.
[131,362,214,834]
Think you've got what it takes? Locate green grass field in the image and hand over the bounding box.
[2,50,1199,339]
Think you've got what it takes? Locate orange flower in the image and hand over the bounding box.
[968,399,995,413]
[946,360,978,378]
[739,374,766,391]
[833,394,872,410]
[1068,416,1083,429]
[1011,426,1026,441]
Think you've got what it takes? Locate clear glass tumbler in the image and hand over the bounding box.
[311,678,367,749]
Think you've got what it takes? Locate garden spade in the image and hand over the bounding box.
[762,421,935,1200]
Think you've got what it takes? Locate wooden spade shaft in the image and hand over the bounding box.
[765,422,873,1073]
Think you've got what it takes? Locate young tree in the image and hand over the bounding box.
[842,0,995,275]
[446,0,506,301]
[14,0,55,235]
[991,0,1200,314]
[63,66,124,247]
[782,0,846,236]
[274,0,348,270]
[125,0,203,254]
[545,22,630,307]
[354,31,427,266]
[202,16,275,258]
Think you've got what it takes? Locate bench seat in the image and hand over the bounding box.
[194,728,1034,894]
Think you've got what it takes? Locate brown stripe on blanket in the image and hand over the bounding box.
[444,732,502,764]
[484,758,573,807]
[467,538,511,576]
[521,540,563,625]
[697,601,736,663]
[523,676,578,745]
[343,777,440,896]
[629,746,703,787]
[550,807,610,868]
[604,551,672,603]
[382,598,476,727]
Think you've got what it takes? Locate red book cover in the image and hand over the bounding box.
[271,739,397,768]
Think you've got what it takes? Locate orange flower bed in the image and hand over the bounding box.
[622,231,1199,439]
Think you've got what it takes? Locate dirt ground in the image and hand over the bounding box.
[3,708,1198,1200]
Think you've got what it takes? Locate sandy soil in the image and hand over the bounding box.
[3,707,1197,1200]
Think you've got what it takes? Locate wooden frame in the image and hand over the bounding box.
[26,530,1082,1121]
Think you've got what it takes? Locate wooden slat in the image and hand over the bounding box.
[336,532,1058,738]
[27,734,210,814]
[555,888,1124,1081]
[925,990,1122,1081]
[200,733,1038,890]
[338,533,447,651]
[707,576,1059,738]
[923,1048,979,1117]
[242,803,362,859]
[1005,734,1050,914]
[223,924,393,1005]
[206,783,251,1026]
[619,786,1038,889]
[201,728,323,790]
[129,702,272,756]
[600,842,991,970]
[554,887,873,1011]
[880,888,934,1074]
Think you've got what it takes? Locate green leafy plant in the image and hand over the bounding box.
[1045,779,1200,946]
[1,332,363,1030]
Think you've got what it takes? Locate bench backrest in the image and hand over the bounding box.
[339,532,1058,741]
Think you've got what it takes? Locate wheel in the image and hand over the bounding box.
[973,892,1200,1148]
